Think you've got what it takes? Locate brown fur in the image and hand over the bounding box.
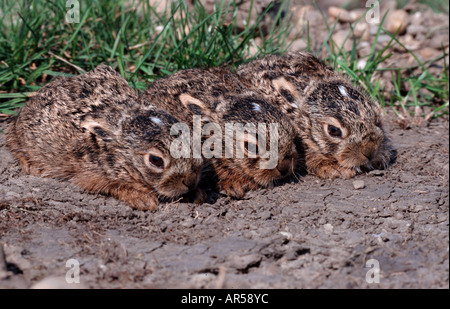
[139,68,298,198]
[6,65,203,210]
[236,51,395,179]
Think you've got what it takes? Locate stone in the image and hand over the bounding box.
[328,6,353,23]
[406,24,427,36]
[229,254,261,270]
[353,180,365,190]
[380,0,398,17]
[385,10,409,35]
[397,34,421,52]
[352,21,370,41]
[324,223,334,234]
[419,47,441,61]
[248,37,262,57]
[356,59,367,70]
[288,5,314,39]
[410,204,425,213]
[429,34,450,50]
[358,41,372,57]
[288,38,307,52]
[349,8,366,22]
[369,170,385,176]
[332,30,354,52]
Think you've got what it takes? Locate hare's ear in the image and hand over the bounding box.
[81,119,117,142]
[179,93,207,116]
[272,77,301,109]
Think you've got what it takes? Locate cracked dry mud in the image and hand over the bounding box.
[0,115,448,289]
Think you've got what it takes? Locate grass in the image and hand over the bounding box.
[0,0,292,115]
[0,0,448,120]
[397,0,449,14]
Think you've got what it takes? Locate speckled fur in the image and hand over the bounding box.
[6,65,203,210]
[236,51,395,179]
[139,68,298,198]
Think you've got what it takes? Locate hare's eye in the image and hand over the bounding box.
[327,125,342,138]
[244,141,259,156]
[149,155,164,169]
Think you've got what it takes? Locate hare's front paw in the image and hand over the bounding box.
[221,181,246,199]
[312,164,357,179]
[219,179,259,199]
[115,188,159,211]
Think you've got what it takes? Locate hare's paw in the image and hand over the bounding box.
[219,178,260,199]
[312,164,357,179]
[15,156,42,176]
[116,189,159,211]
[220,181,246,199]
[337,167,357,179]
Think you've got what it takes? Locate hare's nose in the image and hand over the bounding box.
[277,158,292,177]
[363,152,374,161]
[183,174,198,190]
[362,146,376,161]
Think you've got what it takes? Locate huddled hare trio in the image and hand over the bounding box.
[6,52,395,210]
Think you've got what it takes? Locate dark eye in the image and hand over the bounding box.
[149,155,164,169]
[244,141,259,156]
[327,125,342,138]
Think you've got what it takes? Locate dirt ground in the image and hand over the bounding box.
[0,113,448,289]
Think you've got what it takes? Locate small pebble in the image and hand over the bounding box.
[279,231,293,240]
[328,6,353,23]
[332,30,353,52]
[353,22,370,41]
[181,218,195,228]
[356,59,367,70]
[429,34,449,49]
[406,24,427,36]
[288,39,307,51]
[353,180,365,190]
[419,47,440,60]
[324,223,334,234]
[386,10,409,34]
[369,170,385,176]
[410,204,425,213]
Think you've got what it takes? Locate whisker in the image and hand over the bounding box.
[145,189,156,196]
[291,157,301,182]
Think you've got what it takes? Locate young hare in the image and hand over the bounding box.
[139,68,298,198]
[7,65,203,210]
[236,52,395,179]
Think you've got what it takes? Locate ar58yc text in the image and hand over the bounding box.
[225,294,268,304]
